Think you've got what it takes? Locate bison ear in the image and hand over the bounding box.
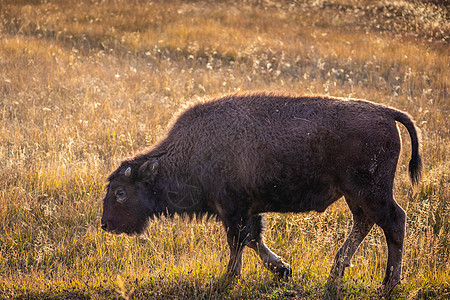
[138,160,159,182]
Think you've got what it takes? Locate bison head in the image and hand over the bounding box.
[101,159,161,235]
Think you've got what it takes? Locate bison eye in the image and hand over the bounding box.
[115,189,127,203]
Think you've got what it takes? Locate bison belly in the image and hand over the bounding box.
[255,174,342,213]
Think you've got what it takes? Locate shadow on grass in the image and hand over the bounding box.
[8,290,105,300]
[7,274,307,300]
[7,274,449,299]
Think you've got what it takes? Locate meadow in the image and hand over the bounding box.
[0,0,448,298]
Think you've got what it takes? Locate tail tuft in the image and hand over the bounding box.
[393,110,422,187]
[409,154,422,187]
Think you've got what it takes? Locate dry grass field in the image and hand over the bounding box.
[0,0,448,299]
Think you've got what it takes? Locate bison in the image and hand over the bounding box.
[101,92,421,293]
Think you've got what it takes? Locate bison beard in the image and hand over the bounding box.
[101,92,422,295]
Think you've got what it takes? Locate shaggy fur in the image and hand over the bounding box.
[101,92,422,293]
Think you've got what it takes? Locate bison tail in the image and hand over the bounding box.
[393,110,423,187]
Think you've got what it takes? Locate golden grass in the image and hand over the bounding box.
[0,0,449,298]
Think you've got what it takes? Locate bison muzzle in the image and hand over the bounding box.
[101,92,422,293]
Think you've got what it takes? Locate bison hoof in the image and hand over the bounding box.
[380,277,401,296]
[274,263,292,280]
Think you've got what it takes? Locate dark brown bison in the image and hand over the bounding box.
[101,92,421,293]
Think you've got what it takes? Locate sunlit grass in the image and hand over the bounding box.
[0,0,448,298]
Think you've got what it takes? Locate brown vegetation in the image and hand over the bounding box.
[0,0,448,298]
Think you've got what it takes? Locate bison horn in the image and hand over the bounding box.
[124,167,132,177]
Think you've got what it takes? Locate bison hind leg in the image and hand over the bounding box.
[333,182,406,296]
[326,197,374,299]
[328,200,374,283]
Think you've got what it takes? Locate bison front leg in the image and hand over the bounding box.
[247,238,292,279]
[223,214,255,277]
[246,215,292,279]
[225,229,246,277]
[224,214,291,279]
